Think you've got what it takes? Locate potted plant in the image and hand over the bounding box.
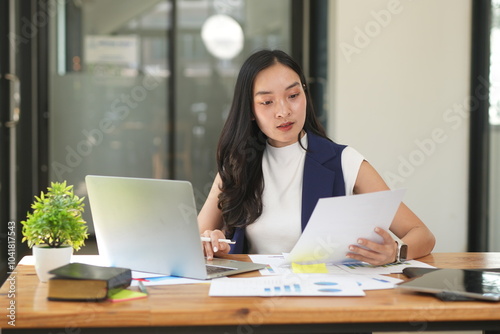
[21,181,89,282]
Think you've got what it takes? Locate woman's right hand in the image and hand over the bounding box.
[200,229,231,260]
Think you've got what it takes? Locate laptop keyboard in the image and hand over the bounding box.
[206,265,237,275]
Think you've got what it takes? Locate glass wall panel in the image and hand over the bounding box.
[176,0,291,207]
[49,0,170,231]
[49,0,292,233]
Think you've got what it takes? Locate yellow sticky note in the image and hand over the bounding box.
[108,289,148,303]
[291,262,328,273]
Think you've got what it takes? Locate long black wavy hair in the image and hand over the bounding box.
[217,49,328,235]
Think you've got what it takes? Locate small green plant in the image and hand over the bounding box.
[21,181,89,250]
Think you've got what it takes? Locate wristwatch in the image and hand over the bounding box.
[394,238,408,263]
[388,231,408,263]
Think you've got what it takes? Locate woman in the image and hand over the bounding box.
[198,49,435,265]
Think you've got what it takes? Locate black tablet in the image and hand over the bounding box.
[397,268,500,301]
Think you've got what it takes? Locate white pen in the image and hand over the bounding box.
[200,237,236,245]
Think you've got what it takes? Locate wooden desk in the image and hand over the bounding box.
[1,253,500,333]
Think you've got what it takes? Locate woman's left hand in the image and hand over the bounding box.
[346,227,398,266]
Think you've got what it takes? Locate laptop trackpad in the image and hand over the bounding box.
[206,264,237,275]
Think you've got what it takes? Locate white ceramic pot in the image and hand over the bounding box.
[33,245,73,282]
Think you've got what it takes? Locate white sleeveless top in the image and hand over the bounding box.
[246,134,364,254]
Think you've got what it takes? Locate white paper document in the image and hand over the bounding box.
[249,255,435,276]
[131,271,205,286]
[337,259,436,275]
[209,275,366,297]
[351,274,403,290]
[286,189,406,264]
[249,254,291,275]
[249,254,349,275]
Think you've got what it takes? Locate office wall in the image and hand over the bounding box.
[329,0,472,252]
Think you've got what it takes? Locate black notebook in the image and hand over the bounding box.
[47,262,132,301]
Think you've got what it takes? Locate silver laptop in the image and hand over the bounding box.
[85,175,266,280]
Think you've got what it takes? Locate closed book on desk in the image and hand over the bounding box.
[47,262,132,301]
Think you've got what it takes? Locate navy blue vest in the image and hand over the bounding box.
[229,133,346,254]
